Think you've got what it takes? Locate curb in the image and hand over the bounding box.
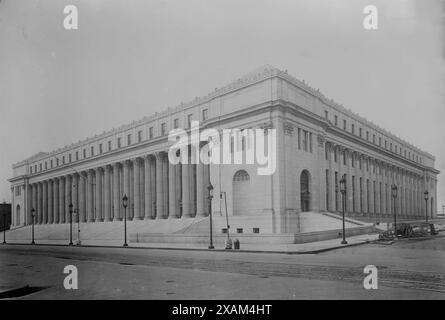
[0,239,374,255]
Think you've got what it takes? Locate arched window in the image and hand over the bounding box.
[233,170,250,182]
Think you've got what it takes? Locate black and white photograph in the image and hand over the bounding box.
[0,0,444,307]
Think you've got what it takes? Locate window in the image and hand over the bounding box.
[138,130,142,142]
[202,109,208,121]
[117,137,121,148]
[149,127,154,139]
[51,159,53,168]
[45,161,47,170]
[30,167,32,174]
[309,132,313,153]
[39,163,42,171]
[334,115,338,126]
[127,134,132,145]
[76,151,79,161]
[395,145,397,153]
[83,149,86,158]
[297,128,301,150]
[90,146,94,157]
[35,164,37,172]
[385,140,387,149]
[372,134,375,144]
[69,154,72,162]
[325,110,328,119]
[379,137,381,146]
[359,128,362,138]
[174,119,179,129]
[108,141,112,151]
[161,123,166,136]
[187,114,192,128]
[343,119,346,130]
[62,156,65,164]
[99,143,103,154]
[390,143,392,152]
[56,158,59,167]
[351,124,355,134]
[366,131,369,141]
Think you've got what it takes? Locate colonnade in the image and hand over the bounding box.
[26,150,210,225]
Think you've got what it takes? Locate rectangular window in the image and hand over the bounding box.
[40,163,42,171]
[334,115,338,126]
[359,128,362,137]
[45,161,47,170]
[161,123,166,136]
[69,154,72,162]
[187,114,193,128]
[117,137,121,148]
[390,143,392,151]
[108,141,112,151]
[202,109,208,121]
[83,149,86,158]
[379,137,381,146]
[385,140,387,149]
[99,143,103,154]
[343,119,346,130]
[325,110,328,119]
[62,156,65,164]
[35,164,37,172]
[30,167,32,174]
[90,146,94,157]
[76,152,79,161]
[138,130,142,143]
[149,127,154,139]
[127,134,132,145]
[309,132,313,153]
[174,119,179,129]
[351,124,355,134]
[366,131,369,141]
[297,128,301,150]
[51,159,53,168]
[373,134,375,144]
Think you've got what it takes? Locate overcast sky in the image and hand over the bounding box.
[0,0,444,211]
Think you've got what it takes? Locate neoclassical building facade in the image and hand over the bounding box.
[9,66,439,234]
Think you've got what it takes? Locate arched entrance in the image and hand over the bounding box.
[16,205,21,226]
[300,170,311,212]
[233,170,250,215]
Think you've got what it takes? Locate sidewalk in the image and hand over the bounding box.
[2,233,379,254]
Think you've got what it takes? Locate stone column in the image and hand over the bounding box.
[65,175,72,223]
[181,154,191,218]
[87,171,94,222]
[104,165,112,221]
[95,168,103,222]
[53,179,59,224]
[144,156,153,219]
[196,160,205,217]
[168,162,177,218]
[42,181,48,224]
[59,177,65,223]
[72,174,78,222]
[79,173,86,222]
[48,180,53,224]
[162,154,169,218]
[175,163,182,217]
[155,153,165,219]
[122,160,130,220]
[36,182,42,224]
[133,158,142,220]
[113,163,121,220]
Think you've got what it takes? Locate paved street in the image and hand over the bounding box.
[1,237,445,299]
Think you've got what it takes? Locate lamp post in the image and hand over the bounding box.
[122,194,128,247]
[68,203,73,246]
[424,190,429,227]
[220,191,231,249]
[391,184,398,237]
[339,175,347,244]
[3,212,6,244]
[207,184,214,249]
[31,208,35,245]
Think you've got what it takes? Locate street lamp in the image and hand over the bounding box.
[220,191,231,249]
[339,176,347,245]
[208,184,214,249]
[3,211,6,244]
[122,194,128,247]
[391,184,398,237]
[68,203,74,246]
[31,208,36,245]
[424,190,429,226]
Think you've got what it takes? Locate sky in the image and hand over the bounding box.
[0,0,444,211]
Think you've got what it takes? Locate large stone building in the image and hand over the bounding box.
[9,66,439,235]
